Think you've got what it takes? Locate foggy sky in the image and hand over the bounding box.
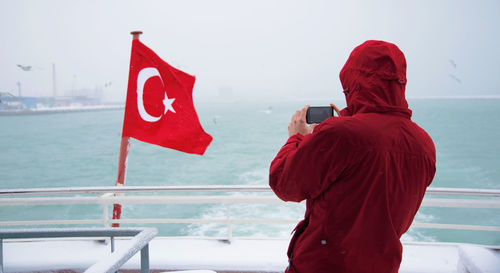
[1,0,499,103]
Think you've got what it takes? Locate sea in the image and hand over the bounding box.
[0,98,499,246]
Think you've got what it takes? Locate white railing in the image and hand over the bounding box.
[0,186,499,241]
[0,227,157,273]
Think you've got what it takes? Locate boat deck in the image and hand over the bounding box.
[3,237,499,273]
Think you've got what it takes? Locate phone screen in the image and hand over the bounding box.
[306,106,334,124]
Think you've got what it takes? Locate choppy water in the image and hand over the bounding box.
[0,98,499,245]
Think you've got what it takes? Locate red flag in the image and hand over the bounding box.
[122,40,212,155]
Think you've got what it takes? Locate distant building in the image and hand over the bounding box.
[0,92,37,110]
[0,92,101,111]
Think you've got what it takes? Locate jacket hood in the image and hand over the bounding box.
[339,40,412,118]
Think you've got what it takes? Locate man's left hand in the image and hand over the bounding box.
[288,105,317,137]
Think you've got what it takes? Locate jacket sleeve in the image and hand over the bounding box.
[269,122,351,202]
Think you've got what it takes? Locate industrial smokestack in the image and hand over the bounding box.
[17,81,21,97]
[52,62,57,98]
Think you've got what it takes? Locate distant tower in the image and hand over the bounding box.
[17,81,21,97]
[52,63,57,98]
[72,75,77,96]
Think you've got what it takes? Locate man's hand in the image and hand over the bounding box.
[288,105,317,137]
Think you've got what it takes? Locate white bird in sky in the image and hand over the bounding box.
[449,59,457,69]
[449,74,462,84]
[17,64,32,71]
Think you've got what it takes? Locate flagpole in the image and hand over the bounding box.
[111,31,142,227]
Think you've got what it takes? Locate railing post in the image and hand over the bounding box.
[0,238,3,273]
[141,243,150,273]
[101,193,113,227]
[111,236,117,273]
[103,203,109,227]
[226,204,232,242]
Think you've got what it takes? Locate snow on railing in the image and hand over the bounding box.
[0,227,157,273]
[0,186,499,241]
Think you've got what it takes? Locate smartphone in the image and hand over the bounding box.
[306,106,334,124]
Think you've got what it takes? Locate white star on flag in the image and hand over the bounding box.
[163,93,176,114]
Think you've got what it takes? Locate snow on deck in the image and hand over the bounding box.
[1,237,491,273]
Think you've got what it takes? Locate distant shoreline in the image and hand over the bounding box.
[0,104,124,116]
[407,96,500,100]
[284,96,500,102]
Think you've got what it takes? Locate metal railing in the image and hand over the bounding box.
[0,186,499,241]
[0,227,157,273]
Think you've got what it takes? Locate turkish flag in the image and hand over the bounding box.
[122,40,212,155]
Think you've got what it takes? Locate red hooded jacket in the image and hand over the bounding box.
[269,40,436,273]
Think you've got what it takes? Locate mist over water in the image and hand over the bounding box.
[0,98,499,245]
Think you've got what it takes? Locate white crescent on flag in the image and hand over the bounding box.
[136,67,176,122]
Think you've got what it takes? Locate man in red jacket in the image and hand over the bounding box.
[269,40,436,273]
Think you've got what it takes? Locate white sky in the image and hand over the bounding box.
[1,0,499,102]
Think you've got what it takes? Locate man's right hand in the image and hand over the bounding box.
[288,105,317,137]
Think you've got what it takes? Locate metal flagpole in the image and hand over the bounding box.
[112,31,142,227]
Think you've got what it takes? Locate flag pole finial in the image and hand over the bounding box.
[130,31,143,40]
